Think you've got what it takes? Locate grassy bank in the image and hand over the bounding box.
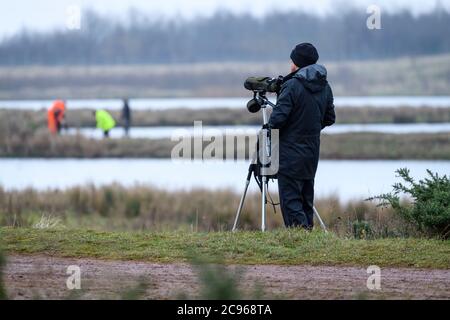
[2,107,450,129]
[1,228,448,268]
[2,54,450,98]
[0,130,449,159]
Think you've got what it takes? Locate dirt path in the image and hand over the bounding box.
[4,255,450,300]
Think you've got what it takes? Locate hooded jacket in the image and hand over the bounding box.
[268,64,336,179]
[48,100,66,134]
[95,110,116,132]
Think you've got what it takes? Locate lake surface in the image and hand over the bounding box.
[65,123,450,139]
[1,96,450,110]
[1,159,449,201]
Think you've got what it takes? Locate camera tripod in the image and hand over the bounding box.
[232,92,328,232]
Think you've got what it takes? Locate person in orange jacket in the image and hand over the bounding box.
[48,100,66,134]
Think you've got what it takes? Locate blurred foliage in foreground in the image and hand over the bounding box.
[0,251,6,300]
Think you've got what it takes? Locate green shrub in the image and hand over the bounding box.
[352,220,374,239]
[369,168,450,238]
[99,187,115,217]
[125,197,141,218]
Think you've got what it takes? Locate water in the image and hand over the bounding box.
[322,123,450,134]
[1,96,450,110]
[1,159,448,201]
[65,123,450,139]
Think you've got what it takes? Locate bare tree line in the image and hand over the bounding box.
[0,8,449,65]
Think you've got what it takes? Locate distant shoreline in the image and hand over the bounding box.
[2,106,450,129]
[1,54,450,99]
[0,132,448,160]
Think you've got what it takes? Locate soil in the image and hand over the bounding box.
[4,255,450,300]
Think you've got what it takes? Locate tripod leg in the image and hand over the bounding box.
[261,177,267,232]
[313,207,328,233]
[232,180,251,232]
[232,167,254,232]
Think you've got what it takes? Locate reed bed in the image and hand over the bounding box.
[0,184,417,238]
[1,106,450,129]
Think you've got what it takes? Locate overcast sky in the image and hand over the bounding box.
[1,0,449,38]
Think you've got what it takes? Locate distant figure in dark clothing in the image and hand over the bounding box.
[121,98,132,137]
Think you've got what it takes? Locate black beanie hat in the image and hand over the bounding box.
[290,43,319,69]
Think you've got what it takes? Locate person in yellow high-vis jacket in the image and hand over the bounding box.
[94,109,116,138]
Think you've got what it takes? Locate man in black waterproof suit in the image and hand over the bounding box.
[269,43,336,230]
